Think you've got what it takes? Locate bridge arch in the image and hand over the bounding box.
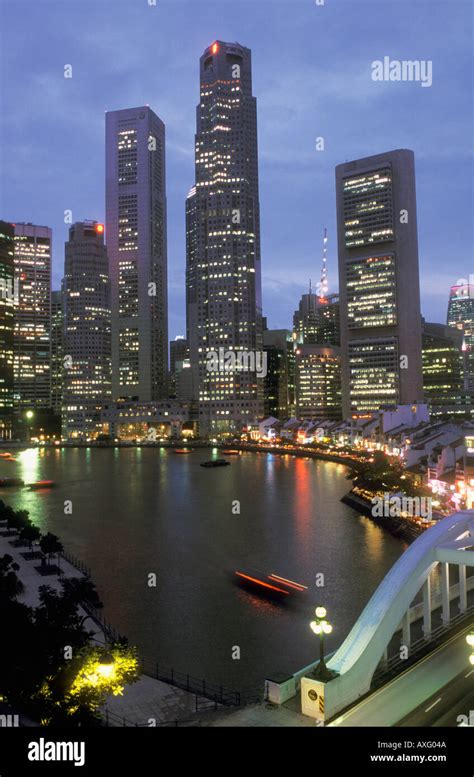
[324,510,474,716]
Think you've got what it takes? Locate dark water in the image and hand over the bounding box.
[1,447,406,691]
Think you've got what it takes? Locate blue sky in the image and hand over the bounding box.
[1,0,472,340]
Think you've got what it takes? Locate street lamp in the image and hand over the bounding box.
[310,605,334,681]
[466,631,474,666]
[25,410,34,444]
[97,650,115,679]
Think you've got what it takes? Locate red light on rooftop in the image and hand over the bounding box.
[96,224,104,234]
[212,42,219,54]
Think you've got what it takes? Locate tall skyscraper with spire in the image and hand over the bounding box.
[293,230,340,347]
[186,41,263,434]
[106,106,168,402]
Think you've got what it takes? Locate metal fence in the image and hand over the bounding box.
[143,662,262,707]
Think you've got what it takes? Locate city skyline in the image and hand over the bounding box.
[1,0,472,341]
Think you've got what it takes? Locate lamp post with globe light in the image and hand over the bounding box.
[310,606,335,681]
[25,410,34,444]
[466,631,474,666]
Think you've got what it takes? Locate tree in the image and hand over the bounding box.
[19,522,41,552]
[40,533,63,568]
[9,509,30,536]
[0,553,24,601]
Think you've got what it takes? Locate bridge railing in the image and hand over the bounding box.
[372,604,474,684]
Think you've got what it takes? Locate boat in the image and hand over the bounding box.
[0,477,24,487]
[200,459,230,468]
[221,449,240,456]
[0,453,12,458]
[174,449,191,454]
[28,480,56,490]
[233,568,308,600]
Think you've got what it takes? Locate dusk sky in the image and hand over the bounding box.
[1,0,472,340]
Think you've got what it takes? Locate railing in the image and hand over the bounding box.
[80,598,127,644]
[372,604,474,685]
[102,707,202,727]
[143,662,262,707]
[58,548,92,577]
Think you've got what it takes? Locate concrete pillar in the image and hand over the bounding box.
[402,609,411,649]
[423,575,432,639]
[459,564,467,613]
[441,562,450,626]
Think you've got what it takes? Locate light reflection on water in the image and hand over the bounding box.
[0,448,405,689]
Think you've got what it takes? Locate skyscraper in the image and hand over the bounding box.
[62,221,111,439]
[263,329,296,419]
[295,345,342,421]
[106,106,168,402]
[335,150,423,417]
[447,275,474,392]
[50,290,63,417]
[13,223,52,411]
[0,221,15,439]
[422,321,471,418]
[293,288,340,347]
[186,41,263,434]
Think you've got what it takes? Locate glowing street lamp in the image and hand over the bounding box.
[310,605,334,681]
[466,631,474,665]
[97,651,115,679]
[25,410,34,444]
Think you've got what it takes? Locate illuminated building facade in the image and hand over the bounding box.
[295,345,342,421]
[447,275,474,393]
[106,106,168,402]
[0,221,15,439]
[169,336,193,400]
[263,329,296,419]
[186,41,263,434]
[293,289,340,346]
[336,150,423,416]
[13,223,52,410]
[50,290,63,417]
[62,222,111,438]
[422,321,472,418]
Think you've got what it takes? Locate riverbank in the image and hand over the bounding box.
[341,490,423,543]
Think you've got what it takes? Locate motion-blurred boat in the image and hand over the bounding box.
[233,568,308,600]
[28,480,55,490]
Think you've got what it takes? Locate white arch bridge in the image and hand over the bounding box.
[310,510,474,720]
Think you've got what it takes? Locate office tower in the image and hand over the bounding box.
[62,222,111,439]
[335,150,423,417]
[106,106,168,402]
[169,336,193,400]
[447,275,474,392]
[0,221,15,439]
[13,223,52,411]
[50,290,63,417]
[263,329,296,419]
[293,288,340,346]
[295,345,342,421]
[422,321,472,418]
[186,41,263,434]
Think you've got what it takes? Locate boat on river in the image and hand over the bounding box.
[0,477,24,487]
[233,568,308,600]
[200,459,230,468]
[28,480,56,490]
